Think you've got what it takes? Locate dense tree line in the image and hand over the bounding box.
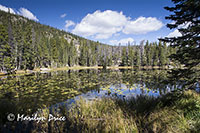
[0,10,175,73]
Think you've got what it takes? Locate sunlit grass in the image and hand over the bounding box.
[2,89,199,132]
[67,97,138,132]
[61,90,200,132]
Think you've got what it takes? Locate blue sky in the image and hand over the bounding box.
[0,0,179,45]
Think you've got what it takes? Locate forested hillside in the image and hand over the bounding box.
[0,10,175,73]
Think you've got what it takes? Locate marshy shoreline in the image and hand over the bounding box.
[1,90,200,132]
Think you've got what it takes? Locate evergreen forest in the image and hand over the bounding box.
[0,10,175,73]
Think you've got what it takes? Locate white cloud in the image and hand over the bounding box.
[72,10,163,39]
[65,20,75,31]
[61,13,66,18]
[18,8,38,21]
[123,17,163,34]
[0,4,15,14]
[72,10,127,39]
[167,29,182,38]
[180,22,191,29]
[109,40,118,45]
[166,21,192,38]
[109,37,134,45]
[0,5,38,21]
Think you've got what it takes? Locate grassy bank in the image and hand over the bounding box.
[26,90,200,132]
[117,90,200,132]
[65,90,200,132]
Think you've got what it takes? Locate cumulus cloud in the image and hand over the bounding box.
[72,10,127,39]
[61,13,66,18]
[65,20,75,31]
[166,22,191,38]
[167,29,182,38]
[0,4,39,21]
[109,37,134,45]
[123,17,163,34]
[0,4,15,14]
[18,8,38,21]
[72,10,163,39]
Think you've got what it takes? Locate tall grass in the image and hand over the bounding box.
[64,90,200,132]
[3,90,199,132]
[115,90,200,132]
[66,98,138,132]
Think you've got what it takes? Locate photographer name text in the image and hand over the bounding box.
[8,113,66,123]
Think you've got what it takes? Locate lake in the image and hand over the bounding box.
[0,69,182,127]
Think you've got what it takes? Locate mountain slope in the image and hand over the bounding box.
[0,10,173,73]
[0,10,114,71]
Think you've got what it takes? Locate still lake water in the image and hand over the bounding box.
[0,69,182,124]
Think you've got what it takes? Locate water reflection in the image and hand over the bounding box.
[0,69,182,126]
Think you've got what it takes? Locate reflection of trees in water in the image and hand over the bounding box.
[0,69,180,127]
[119,69,183,96]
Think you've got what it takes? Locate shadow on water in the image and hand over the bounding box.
[0,69,188,132]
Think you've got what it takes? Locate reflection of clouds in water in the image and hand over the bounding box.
[0,69,183,119]
[62,82,163,104]
[100,83,161,98]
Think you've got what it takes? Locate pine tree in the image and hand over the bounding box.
[159,41,166,67]
[0,24,15,73]
[90,42,98,66]
[50,38,59,67]
[0,24,8,71]
[86,43,90,67]
[58,37,65,66]
[153,42,159,66]
[13,21,24,69]
[128,45,135,67]
[68,40,77,67]
[37,35,49,67]
[163,42,169,65]
[23,25,35,70]
[0,9,178,71]
[135,47,141,67]
[79,41,87,66]
[107,46,113,66]
[121,47,128,66]
[140,40,147,66]
[145,41,150,66]
[161,0,200,89]
[62,37,69,66]
[101,46,108,69]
